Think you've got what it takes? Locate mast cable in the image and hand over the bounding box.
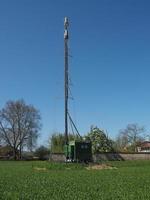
[67,112,81,139]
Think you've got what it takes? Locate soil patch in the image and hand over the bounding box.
[33,167,47,171]
[86,164,117,170]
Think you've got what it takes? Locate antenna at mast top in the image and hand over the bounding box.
[64,17,69,39]
[64,17,69,28]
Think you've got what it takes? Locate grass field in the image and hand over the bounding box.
[0,160,150,200]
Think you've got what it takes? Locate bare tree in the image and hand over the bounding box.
[114,133,129,152]
[118,123,145,152]
[0,100,41,159]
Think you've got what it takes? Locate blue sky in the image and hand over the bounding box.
[0,0,150,145]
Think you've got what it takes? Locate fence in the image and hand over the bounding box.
[50,152,150,162]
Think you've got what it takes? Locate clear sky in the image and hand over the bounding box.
[0,0,150,145]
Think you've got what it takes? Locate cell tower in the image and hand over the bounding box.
[64,17,69,145]
[63,17,92,162]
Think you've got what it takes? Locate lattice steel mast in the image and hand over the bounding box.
[64,17,69,145]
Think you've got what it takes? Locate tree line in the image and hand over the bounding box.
[0,99,149,160]
[50,124,147,154]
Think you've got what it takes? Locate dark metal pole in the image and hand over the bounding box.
[64,17,69,145]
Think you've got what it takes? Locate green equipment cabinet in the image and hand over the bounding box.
[64,140,92,162]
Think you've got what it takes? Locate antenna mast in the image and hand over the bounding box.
[63,18,92,162]
[64,17,69,145]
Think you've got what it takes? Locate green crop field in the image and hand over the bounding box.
[0,160,150,200]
